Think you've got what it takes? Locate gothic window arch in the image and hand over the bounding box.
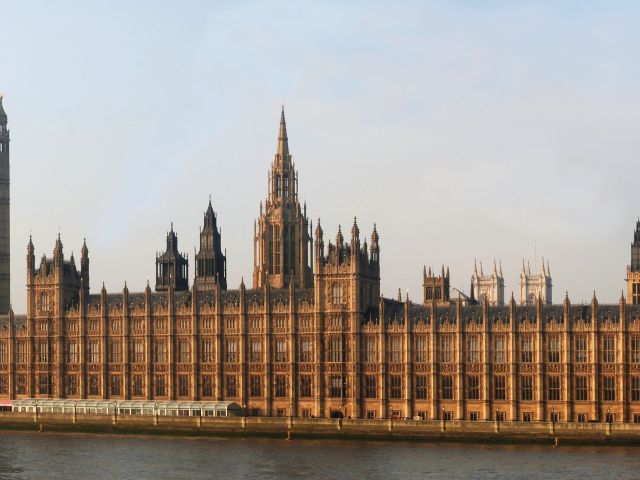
[40,292,49,312]
[331,283,343,305]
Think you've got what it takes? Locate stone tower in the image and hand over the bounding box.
[423,265,450,306]
[627,219,640,305]
[519,259,552,305]
[0,95,9,313]
[155,224,189,292]
[470,259,504,306]
[252,107,313,290]
[26,235,83,397]
[194,199,227,292]
[314,218,380,314]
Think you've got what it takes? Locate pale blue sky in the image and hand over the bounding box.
[2,1,639,312]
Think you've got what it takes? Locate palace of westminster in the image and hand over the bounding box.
[3,97,640,423]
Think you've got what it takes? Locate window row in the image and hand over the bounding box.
[5,334,640,366]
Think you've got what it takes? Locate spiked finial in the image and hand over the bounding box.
[53,233,63,259]
[351,216,360,244]
[0,93,6,123]
[336,225,344,246]
[277,104,289,158]
[546,259,551,277]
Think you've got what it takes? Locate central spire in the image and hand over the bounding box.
[277,105,289,160]
[253,105,312,290]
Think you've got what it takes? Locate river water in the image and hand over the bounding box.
[0,432,638,479]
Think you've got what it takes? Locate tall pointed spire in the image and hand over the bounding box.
[253,105,312,290]
[0,94,6,124]
[277,104,289,158]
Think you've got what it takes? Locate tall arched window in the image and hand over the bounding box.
[40,292,49,312]
[331,284,343,305]
[276,175,282,197]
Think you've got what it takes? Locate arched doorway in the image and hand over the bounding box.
[330,410,344,419]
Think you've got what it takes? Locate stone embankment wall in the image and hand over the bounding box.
[1,412,639,446]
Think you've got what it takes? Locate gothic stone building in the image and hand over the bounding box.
[0,96,10,314]
[2,108,640,424]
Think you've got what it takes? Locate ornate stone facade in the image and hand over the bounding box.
[252,108,313,291]
[470,260,504,306]
[519,259,552,306]
[627,220,640,305]
[0,96,10,314]
[423,266,450,306]
[0,108,640,425]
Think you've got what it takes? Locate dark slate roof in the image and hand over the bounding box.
[221,290,240,306]
[269,289,289,305]
[196,291,215,308]
[434,305,457,325]
[597,304,620,323]
[488,305,510,324]
[14,315,27,328]
[540,305,565,323]
[409,303,430,323]
[461,305,483,324]
[128,293,146,310]
[382,298,404,324]
[174,291,191,308]
[245,289,264,305]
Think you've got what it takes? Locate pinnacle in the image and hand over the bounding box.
[277,105,289,157]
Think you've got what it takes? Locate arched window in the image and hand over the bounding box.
[276,175,282,197]
[40,292,49,312]
[0,142,4,152]
[331,284,343,305]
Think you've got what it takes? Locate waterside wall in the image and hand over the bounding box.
[2,412,640,446]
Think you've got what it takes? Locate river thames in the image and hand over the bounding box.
[0,432,639,479]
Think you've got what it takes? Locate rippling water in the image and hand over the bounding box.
[0,432,638,479]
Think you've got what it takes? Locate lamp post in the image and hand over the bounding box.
[495,408,500,433]
[551,407,555,434]
[442,406,446,432]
